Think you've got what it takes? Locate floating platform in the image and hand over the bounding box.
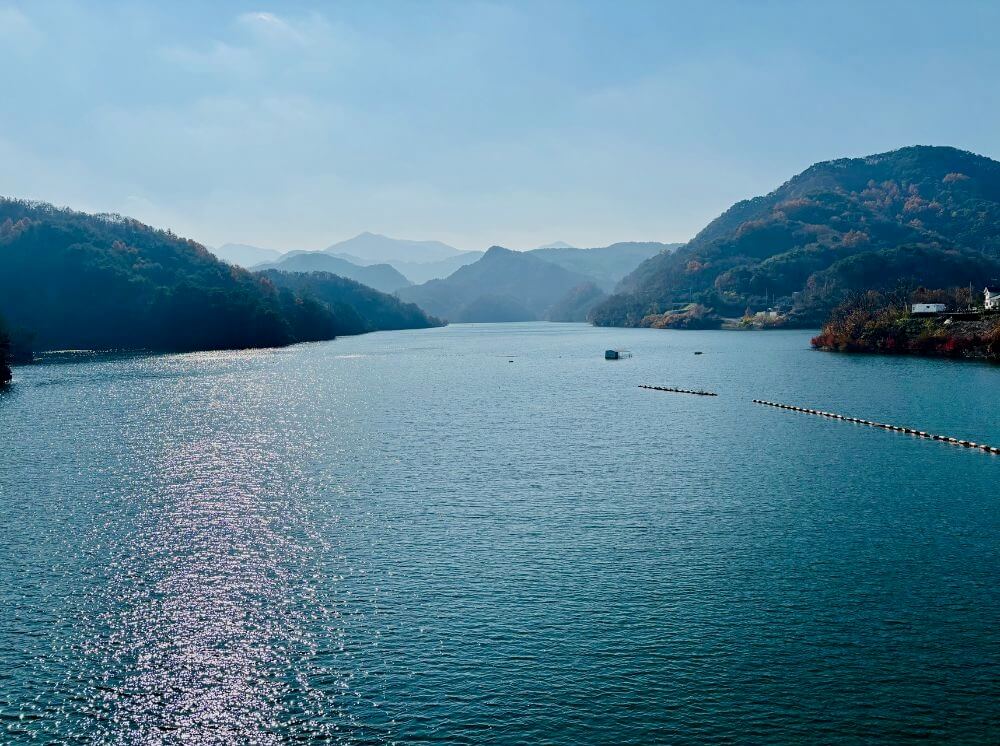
[640,385,717,397]
[752,399,1000,455]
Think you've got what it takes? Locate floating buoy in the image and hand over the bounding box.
[753,399,996,456]
[640,385,717,397]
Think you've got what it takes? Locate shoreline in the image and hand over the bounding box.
[812,314,1000,363]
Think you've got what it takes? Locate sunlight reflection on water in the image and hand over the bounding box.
[1,324,998,743]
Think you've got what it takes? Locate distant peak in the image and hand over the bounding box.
[537,240,576,249]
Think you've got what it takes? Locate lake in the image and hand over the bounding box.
[1,323,997,743]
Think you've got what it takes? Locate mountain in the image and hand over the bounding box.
[546,282,608,322]
[450,294,536,322]
[0,199,435,352]
[592,146,1000,327]
[536,241,577,249]
[390,252,484,284]
[324,232,464,264]
[254,251,411,293]
[259,271,441,334]
[401,241,674,291]
[396,246,596,322]
[211,242,284,267]
[529,242,678,289]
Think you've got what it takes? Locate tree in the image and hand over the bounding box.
[0,316,12,386]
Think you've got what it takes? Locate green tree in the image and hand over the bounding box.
[0,316,12,386]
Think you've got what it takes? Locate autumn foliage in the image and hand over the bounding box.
[812,290,1000,360]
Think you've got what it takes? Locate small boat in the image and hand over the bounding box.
[604,349,632,360]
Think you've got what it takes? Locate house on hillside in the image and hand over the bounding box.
[986,286,1000,310]
[911,303,946,315]
[755,309,781,319]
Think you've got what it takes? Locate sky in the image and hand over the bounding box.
[1,0,999,252]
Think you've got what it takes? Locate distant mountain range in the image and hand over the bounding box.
[592,145,1000,327]
[213,233,671,294]
[15,144,999,352]
[212,242,284,267]
[529,242,676,290]
[248,237,673,323]
[211,233,482,283]
[396,242,676,322]
[253,251,412,293]
[210,231,678,324]
[396,247,591,322]
[324,231,466,264]
[386,252,484,284]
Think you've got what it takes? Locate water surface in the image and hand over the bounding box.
[1,323,998,742]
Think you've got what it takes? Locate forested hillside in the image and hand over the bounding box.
[0,199,437,352]
[396,246,594,322]
[0,318,11,386]
[592,146,1000,326]
[546,283,608,322]
[260,271,440,334]
[255,252,412,293]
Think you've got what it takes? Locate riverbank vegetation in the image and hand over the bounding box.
[641,304,723,329]
[811,290,1000,360]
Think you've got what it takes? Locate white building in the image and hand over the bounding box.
[911,303,946,314]
[985,287,1000,310]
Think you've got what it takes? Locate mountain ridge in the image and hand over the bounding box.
[0,198,439,352]
[253,252,412,293]
[593,145,1000,326]
[324,231,465,264]
[396,246,596,322]
[211,242,284,267]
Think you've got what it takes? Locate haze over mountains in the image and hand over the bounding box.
[210,232,483,284]
[592,146,1000,327]
[253,252,412,294]
[213,243,284,267]
[0,199,669,347]
[396,247,593,322]
[14,144,996,351]
[244,236,675,323]
[396,243,674,322]
[530,242,677,290]
[210,232,673,303]
[324,231,466,264]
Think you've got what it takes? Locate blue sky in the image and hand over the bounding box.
[1,1,998,251]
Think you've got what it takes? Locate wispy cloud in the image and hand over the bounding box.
[159,40,255,76]
[236,10,318,47]
[160,10,346,79]
[0,5,41,50]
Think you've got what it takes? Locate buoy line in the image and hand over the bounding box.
[640,385,717,397]
[752,400,1000,455]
